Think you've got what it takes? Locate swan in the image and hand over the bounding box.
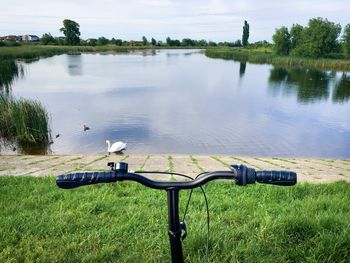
[105,140,127,154]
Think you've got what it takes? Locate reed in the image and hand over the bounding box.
[0,45,130,60]
[0,94,50,147]
[205,48,350,71]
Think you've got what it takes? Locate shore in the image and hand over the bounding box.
[205,48,350,71]
[1,154,349,183]
[1,45,350,71]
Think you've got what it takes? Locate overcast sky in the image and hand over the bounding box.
[1,0,349,42]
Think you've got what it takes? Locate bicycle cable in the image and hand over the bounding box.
[182,172,210,263]
[136,170,210,262]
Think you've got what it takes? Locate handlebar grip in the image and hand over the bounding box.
[56,171,117,189]
[256,170,297,186]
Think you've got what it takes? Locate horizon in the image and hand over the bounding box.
[1,0,350,42]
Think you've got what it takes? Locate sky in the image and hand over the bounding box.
[1,0,349,42]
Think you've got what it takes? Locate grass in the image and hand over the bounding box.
[0,176,349,262]
[190,155,205,173]
[211,156,229,167]
[167,155,174,173]
[0,45,130,60]
[0,94,51,148]
[205,47,350,71]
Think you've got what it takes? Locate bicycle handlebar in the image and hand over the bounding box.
[56,171,117,189]
[56,162,297,189]
[231,164,297,186]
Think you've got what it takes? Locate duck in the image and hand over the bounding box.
[105,140,127,154]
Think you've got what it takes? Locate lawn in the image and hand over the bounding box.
[0,176,349,262]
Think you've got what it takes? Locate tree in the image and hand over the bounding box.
[142,36,148,46]
[41,33,55,45]
[234,39,242,47]
[198,39,208,46]
[87,38,97,46]
[242,20,249,47]
[290,24,304,49]
[115,39,123,46]
[293,18,341,57]
[272,26,291,55]
[97,37,109,45]
[342,24,350,57]
[60,19,80,45]
[182,38,195,46]
[151,38,157,45]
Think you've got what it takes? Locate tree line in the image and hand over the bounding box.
[39,19,250,48]
[273,17,350,58]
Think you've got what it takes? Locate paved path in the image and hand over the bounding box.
[1,154,350,183]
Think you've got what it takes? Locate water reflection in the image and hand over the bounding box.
[239,61,246,78]
[268,67,337,103]
[333,73,350,103]
[4,51,350,157]
[0,139,51,155]
[0,60,52,155]
[67,54,83,76]
[0,60,24,94]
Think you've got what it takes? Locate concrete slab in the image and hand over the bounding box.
[143,155,169,172]
[0,155,349,183]
[172,155,201,176]
[193,155,227,171]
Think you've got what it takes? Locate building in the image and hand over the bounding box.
[21,35,40,42]
[0,35,40,42]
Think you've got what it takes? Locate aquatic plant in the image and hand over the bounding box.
[0,94,51,149]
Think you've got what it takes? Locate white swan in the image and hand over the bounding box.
[105,140,127,154]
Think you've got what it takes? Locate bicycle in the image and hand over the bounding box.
[56,162,297,263]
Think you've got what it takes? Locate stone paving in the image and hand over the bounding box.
[1,154,350,183]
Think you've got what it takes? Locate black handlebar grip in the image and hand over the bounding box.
[56,171,117,189]
[256,170,297,186]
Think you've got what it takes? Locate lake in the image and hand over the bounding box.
[1,49,350,157]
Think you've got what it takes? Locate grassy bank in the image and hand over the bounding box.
[0,176,349,262]
[0,94,50,148]
[0,45,130,60]
[205,48,350,71]
[0,45,204,60]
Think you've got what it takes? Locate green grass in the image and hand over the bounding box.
[0,45,130,60]
[0,94,51,148]
[205,48,350,71]
[0,176,349,262]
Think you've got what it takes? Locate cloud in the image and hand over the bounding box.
[1,0,349,41]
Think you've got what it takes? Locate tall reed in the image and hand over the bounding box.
[0,94,51,147]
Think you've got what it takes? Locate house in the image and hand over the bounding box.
[0,35,40,42]
[1,35,19,41]
[22,35,40,42]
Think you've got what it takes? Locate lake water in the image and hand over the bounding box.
[1,49,350,157]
